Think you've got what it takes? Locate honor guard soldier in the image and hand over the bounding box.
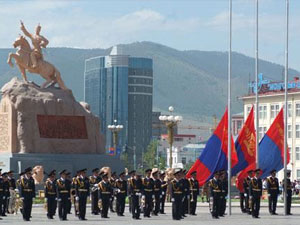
[189,171,199,215]
[44,170,57,219]
[171,169,184,220]
[115,171,127,216]
[7,171,16,215]
[56,170,70,221]
[2,173,9,217]
[65,172,72,214]
[0,170,5,218]
[159,171,167,214]
[71,171,80,216]
[267,169,279,215]
[282,170,292,215]
[180,170,189,217]
[241,170,253,214]
[152,171,161,216]
[98,173,113,218]
[128,171,142,220]
[20,167,35,221]
[89,168,101,215]
[209,171,221,219]
[127,170,136,214]
[75,169,90,220]
[142,168,154,218]
[219,170,228,217]
[110,172,117,213]
[250,169,262,218]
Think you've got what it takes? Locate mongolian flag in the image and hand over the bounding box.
[186,108,238,186]
[258,107,290,178]
[232,106,256,176]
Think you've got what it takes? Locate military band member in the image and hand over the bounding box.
[6,171,16,214]
[142,169,154,218]
[171,169,184,220]
[65,172,72,214]
[127,170,136,214]
[20,167,35,221]
[181,170,189,217]
[0,170,5,219]
[267,169,279,215]
[109,172,117,213]
[44,170,57,219]
[219,170,228,217]
[209,171,221,219]
[152,171,161,216]
[75,169,90,220]
[282,170,292,215]
[1,173,9,217]
[115,171,127,216]
[242,170,253,214]
[56,170,70,221]
[128,172,142,220]
[159,171,167,214]
[89,168,101,215]
[189,171,199,215]
[250,169,262,218]
[71,171,80,216]
[98,173,112,218]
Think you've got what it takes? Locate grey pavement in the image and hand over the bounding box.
[2,203,300,225]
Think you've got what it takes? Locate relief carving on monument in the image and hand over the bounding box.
[0,114,9,152]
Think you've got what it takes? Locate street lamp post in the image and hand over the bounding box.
[159,106,182,168]
[107,120,123,155]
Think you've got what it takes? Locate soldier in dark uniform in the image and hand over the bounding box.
[109,172,117,213]
[127,170,136,214]
[128,172,142,220]
[115,171,127,216]
[71,171,80,216]
[44,170,57,219]
[56,170,70,221]
[1,173,9,217]
[159,171,167,214]
[75,169,90,220]
[180,170,189,217]
[65,172,72,214]
[250,169,262,218]
[219,170,228,217]
[19,167,35,221]
[6,171,16,214]
[209,171,221,219]
[152,171,161,216]
[267,169,279,215]
[282,170,292,215]
[171,169,184,220]
[0,171,5,218]
[98,173,113,218]
[242,170,253,214]
[89,168,101,215]
[189,171,199,215]
[142,168,154,218]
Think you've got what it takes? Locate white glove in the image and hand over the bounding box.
[75,196,79,201]
[152,195,155,199]
[250,196,253,199]
[171,198,175,202]
[268,194,270,197]
[21,197,24,200]
[58,198,62,202]
[162,192,165,195]
[209,197,213,201]
[44,198,47,202]
[94,184,98,187]
[118,189,121,193]
[244,193,247,197]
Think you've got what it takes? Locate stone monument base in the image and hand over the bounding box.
[0,153,124,176]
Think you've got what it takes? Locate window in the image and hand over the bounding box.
[288,125,292,139]
[288,103,292,118]
[182,157,187,165]
[297,170,300,179]
[296,124,300,138]
[296,147,300,161]
[259,105,267,119]
[237,121,242,131]
[246,106,252,117]
[271,104,280,118]
[296,103,300,117]
[258,127,267,141]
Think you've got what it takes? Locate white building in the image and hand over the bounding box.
[242,75,300,181]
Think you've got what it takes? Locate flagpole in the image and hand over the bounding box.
[284,0,289,216]
[227,0,232,216]
[255,0,259,169]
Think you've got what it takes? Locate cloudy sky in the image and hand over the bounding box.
[1,0,300,71]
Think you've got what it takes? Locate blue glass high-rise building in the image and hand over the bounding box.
[84,46,153,164]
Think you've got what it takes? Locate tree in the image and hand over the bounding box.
[143,140,158,169]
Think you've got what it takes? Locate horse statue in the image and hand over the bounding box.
[7,35,68,90]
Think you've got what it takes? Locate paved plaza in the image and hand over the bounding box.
[2,203,300,225]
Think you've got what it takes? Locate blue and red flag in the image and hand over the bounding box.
[186,108,238,186]
[258,107,290,178]
[232,106,256,176]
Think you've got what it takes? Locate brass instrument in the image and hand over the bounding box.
[8,189,17,214]
[98,199,103,211]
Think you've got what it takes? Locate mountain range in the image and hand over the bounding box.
[0,41,298,123]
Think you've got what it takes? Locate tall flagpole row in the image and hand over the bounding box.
[255,0,259,169]
[284,0,289,216]
[227,0,232,216]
